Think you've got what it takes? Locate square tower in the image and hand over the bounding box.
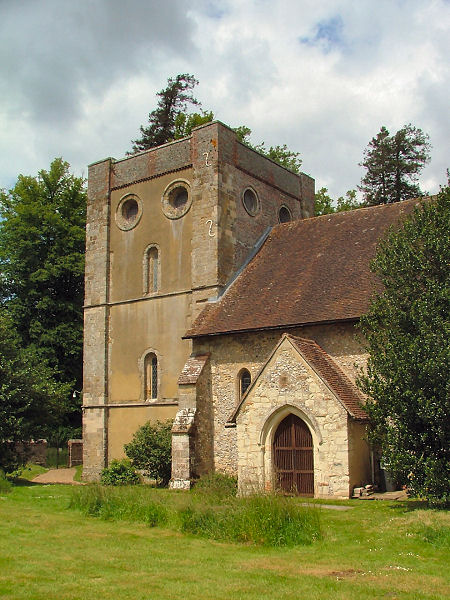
[82,121,314,480]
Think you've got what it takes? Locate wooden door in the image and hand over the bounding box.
[273,414,314,496]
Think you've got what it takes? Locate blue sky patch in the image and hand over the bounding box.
[300,16,345,52]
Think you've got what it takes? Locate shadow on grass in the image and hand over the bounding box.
[387,499,434,512]
[13,478,43,487]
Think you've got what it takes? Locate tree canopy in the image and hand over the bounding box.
[233,126,302,173]
[0,308,70,473]
[359,124,431,205]
[314,187,363,216]
[0,158,86,438]
[358,185,449,504]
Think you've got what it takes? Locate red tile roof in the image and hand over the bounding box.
[288,336,368,420]
[186,199,420,338]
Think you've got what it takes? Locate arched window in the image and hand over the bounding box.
[144,353,158,400]
[143,245,159,294]
[278,205,292,223]
[238,368,251,399]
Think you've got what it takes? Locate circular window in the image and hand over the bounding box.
[116,194,142,230]
[162,180,192,219]
[170,186,188,209]
[242,187,260,216]
[279,205,292,223]
[122,198,138,221]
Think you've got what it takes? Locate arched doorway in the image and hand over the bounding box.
[273,414,314,496]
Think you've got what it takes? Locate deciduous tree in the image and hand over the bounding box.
[0,309,70,473]
[0,158,86,435]
[314,187,363,216]
[358,185,449,504]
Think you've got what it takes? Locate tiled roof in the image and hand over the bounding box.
[178,353,210,385]
[186,199,420,338]
[288,336,368,420]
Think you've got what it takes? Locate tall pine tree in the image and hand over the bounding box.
[359,124,431,205]
[130,74,203,152]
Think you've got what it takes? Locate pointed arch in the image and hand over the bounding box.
[259,404,322,448]
[256,404,321,495]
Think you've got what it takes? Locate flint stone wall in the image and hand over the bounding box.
[236,339,350,498]
[192,322,367,497]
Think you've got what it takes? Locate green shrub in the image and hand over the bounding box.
[124,420,172,486]
[192,472,237,499]
[100,459,140,486]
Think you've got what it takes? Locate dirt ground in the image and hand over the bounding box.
[32,467,84,485]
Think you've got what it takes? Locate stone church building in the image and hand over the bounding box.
[82,121,417,497]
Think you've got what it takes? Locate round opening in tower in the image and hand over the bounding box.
[169,186,188,209]
[161,179,192,219]
[242,188,259,216]
[122,198,139,222]
[116,194,143,230]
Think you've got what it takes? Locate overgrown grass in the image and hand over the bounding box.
[415,522,450,548]
[191,471,238,499]
[179,494,320,546]
[73,464,83,482]
[70,484,321,546]
[70,485,169,526]
[0,471,12,493]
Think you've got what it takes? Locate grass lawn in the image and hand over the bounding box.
[16,463,48,481]
[0,483,448,600]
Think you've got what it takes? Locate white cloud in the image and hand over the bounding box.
[1,0,448,199]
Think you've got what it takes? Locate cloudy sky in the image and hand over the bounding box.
[1,0,449,199]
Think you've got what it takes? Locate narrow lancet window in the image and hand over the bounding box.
[145,353,158,400]
[239,368,251,399]
[144,246,159,294]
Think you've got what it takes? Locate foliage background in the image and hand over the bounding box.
[358,185,449,503]
[0,159,86,459]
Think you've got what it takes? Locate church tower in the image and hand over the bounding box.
[82,121,314,480]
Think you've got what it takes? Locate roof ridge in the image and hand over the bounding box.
[271,196,424,230]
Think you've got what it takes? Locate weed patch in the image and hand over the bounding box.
[0,471,12,493]
[180,494,321,546]
[71,485,320,546]
[191,472,237,500]
[415,523,450,548]
[70,485,168,526]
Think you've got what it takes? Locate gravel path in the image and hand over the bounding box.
[32,467,84,485]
